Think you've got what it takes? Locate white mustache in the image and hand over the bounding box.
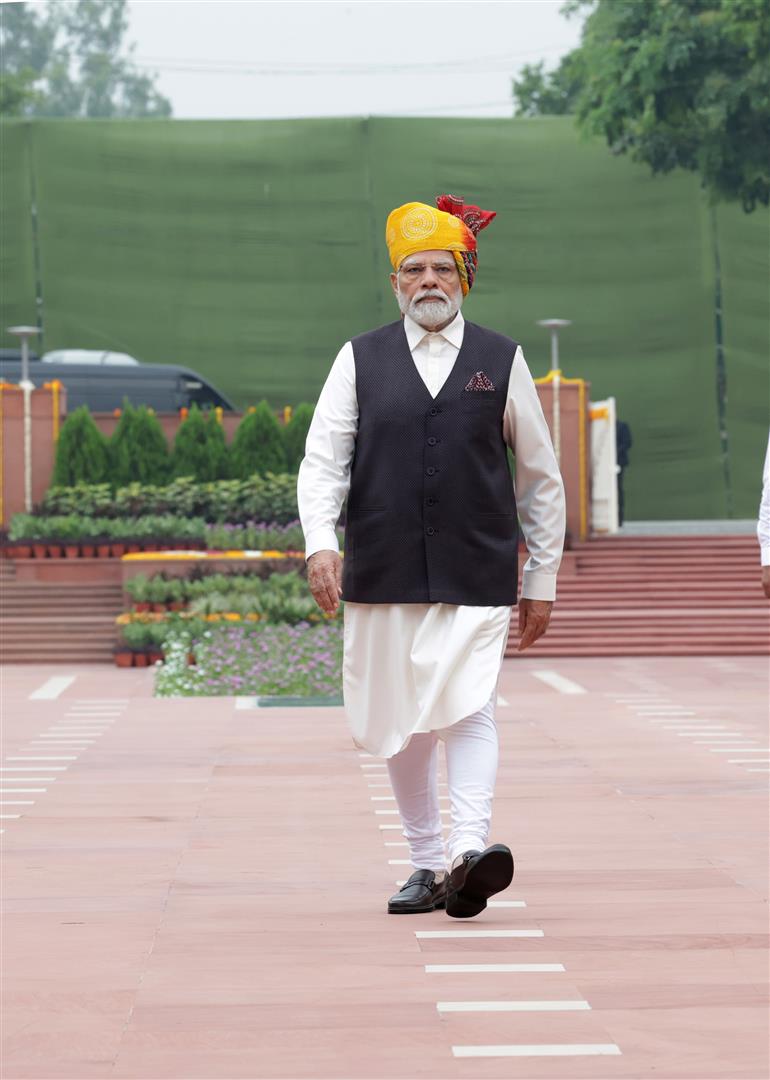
[415,291,448,302]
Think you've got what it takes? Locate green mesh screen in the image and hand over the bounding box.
[1,116,767,519]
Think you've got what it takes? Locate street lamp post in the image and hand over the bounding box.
[7,325,41,512]
[536,318,572,463]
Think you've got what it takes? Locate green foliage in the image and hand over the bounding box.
[170,404,228,482]
[562,0,770,211]
[283,403,314,472]
[6,512,207,543]
[34,474,301,524]
[512,50,587,117]
[108,400,169,487]
[0,0,171,118]
[229,401,288,479]
[50,404,111,486]
[205,414,230,480]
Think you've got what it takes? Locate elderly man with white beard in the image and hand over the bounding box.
[297,195,565,918]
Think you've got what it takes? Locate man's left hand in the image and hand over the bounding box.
[517,598,553,651]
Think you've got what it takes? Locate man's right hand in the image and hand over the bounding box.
[307,550,343,614]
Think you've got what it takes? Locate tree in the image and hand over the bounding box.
[109,399,169,486]
[556,0,770,212]
[0,1,171,118]
[512,51,586,117]
[170,404,228,482]
[51,404,110,486]
[229,402,288,480]
[283,403,315,472]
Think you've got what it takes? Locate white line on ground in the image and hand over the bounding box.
[384,842,409,847]
[388,859,412,865]
[438,1000,589,1013]
[426,964,564,973]
[5,756,77,761]
[360,764,387,770]
[531,671,587,695]
[0,788,47,792]
[728,759,770,764]
[488,900,527,908]
[451,1044,621,1059]
[745,767,770,772]
[0,767,66,771]
[28,676,76,700]
[675,733,744,738]
[710,748,770,754]
[0,801,35,804]
[378,824,403,830]
[416,930,544,939]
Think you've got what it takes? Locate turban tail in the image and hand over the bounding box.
[386,195,496,296]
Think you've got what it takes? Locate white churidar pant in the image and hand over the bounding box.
[386,684,499,871]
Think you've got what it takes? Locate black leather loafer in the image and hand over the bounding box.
[387,869,447,914]
[445,844,514,919]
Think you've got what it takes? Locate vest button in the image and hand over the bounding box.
[426,497,437,506]
[426,526,436,536]
[427,436,437,446]
[426,466,436,476]
[428,407,438,416]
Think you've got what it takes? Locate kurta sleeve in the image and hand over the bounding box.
[297,341,359,560]
[502,346,566,601]
[758,429,770,566]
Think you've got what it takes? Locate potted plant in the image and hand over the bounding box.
[113,643,134,667]
[126,573,151,613]
[96,518,113,558]
[167,576,186,612]
[55,514,82,558]
[79,516,97,558]
[7,515,34,559]
[148,621,166,664]
[122,620,151,666]
[148,574,171,613]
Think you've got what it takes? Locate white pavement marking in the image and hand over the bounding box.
[0,801,35,804]
[0,788,47,792]
[675,732,744,738]
[415,930,544,939]
[438,1000,590,1013]
[388,859,412,865]
[235,697,259,709]
[29,676,76,700]
[531,671,587,695]
[0,814,22,819]
[496,693,510,706]
[379,824,403,830]
[360,764,387,770]
[746,767,770,772]
[384,842,409,847]
[0,767,66,771]
[488,900,527,908]
[426,964,565,973]
[728,758,770,764]
[5,756,77,760]
[710,748,770,754]
[452,1044,621,1059]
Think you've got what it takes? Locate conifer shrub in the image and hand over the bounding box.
[283,403,314,472]
[204,411,230,480]
[229,400,288,479]
[109,400,170,487]
[170,404,225,482]
[51,405,111,486]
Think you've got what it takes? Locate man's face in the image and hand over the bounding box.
[390,249,463,330]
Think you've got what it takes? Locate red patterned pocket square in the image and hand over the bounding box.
[464,371,496,391]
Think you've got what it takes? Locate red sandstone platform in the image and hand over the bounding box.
[2,657,768,1079]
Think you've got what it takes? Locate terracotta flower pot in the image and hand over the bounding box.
[47,543,63,558]
[134,602,151,613]
[169,601,186,612]
[64,544,80,558]
[187,651,196,666]
[110,543,126,557]
[32,543,48,559]
[125,543,140,553]
[149,650,164,664]
[96,544,111,558]
[151,603,166,613]
[81,543,96,557]
[114,649,134,668]
[133,651,149,668]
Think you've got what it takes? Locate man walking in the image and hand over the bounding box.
[298,195,566,918]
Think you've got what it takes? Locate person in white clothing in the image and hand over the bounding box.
[297,195,566,917]
[758,429,770,598]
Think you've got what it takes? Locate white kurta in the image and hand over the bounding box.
[297,310,566,758]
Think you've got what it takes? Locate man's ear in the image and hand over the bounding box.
[389,272,399,297]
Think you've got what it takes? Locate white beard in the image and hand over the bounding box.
[397,285,463,329]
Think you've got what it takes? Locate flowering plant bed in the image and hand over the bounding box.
[154,622,343,697]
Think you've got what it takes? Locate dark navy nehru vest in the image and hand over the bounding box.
[341,318,520,606]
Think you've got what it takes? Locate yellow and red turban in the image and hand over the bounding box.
[386,194,496,295]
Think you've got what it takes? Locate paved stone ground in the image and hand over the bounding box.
[2,657,768,1080]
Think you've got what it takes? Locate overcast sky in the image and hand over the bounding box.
[125,0,585,119]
